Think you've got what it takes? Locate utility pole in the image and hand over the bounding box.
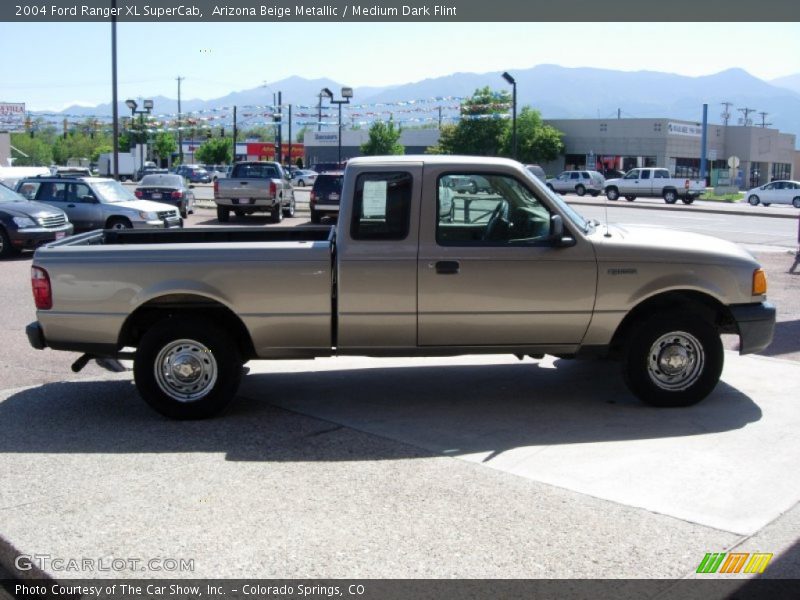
[758,111,771,128]
[276,91,282,164]
[738,107,756,127]
[617,108,621,119]
[288,104,292,168]
[438,106,442,129]
[720,101,732,126]
[317,92,324,131]
[111,0,119,180]
[176,76,185,164]
[232,105,237,163]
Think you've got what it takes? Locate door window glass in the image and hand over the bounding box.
[69,183,95,203]
[350,171,412,240]
[36,182,68,202]
[641,170,651,180]
[437,173,553,246]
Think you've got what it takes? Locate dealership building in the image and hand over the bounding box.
[303,118,798,188]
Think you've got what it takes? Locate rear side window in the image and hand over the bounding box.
[641,170,651,180]
[313,175,342,195]
[350,171,412,241]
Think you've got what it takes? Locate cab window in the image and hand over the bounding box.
[350,171,412,240]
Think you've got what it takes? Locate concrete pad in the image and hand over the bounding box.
[238,351,800,536]
[0,377,738,579]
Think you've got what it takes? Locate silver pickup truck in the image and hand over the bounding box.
[604,168,706,204]
[213,161,295,223]
[27,156,775,419]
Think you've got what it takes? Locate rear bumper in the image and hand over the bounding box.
[731,302,776,354]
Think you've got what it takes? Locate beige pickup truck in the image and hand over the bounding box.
[27,156,775,419]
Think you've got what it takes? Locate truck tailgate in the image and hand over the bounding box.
[217,179,272,199]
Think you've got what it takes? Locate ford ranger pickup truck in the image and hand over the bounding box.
[604,168,705,204]
[27,156,775,419]
[213,161,295,223]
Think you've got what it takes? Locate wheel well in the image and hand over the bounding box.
[118,294,257,359]
[106,215,132,227]
[609,291,735,358]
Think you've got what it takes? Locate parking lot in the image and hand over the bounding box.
[1,189,799,587]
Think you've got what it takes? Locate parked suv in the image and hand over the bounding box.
[0,183,73,258]
[309,172,344,224]
[547,170,605,196]
[15,176,181,230]
[175,165,211,184]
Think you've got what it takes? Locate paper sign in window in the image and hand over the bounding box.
[362,180,387,218]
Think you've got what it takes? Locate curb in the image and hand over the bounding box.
[566,198,799,220]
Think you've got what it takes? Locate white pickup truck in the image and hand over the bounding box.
[604,168,705,204]
[26,156,774,419]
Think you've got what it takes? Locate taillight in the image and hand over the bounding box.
[31,266,52,310]
[171,190,183,199]
[134,189,143,198]
[684,179,690,190]
[269,181,277,197]
[310,190,316,207]
[213,180,218,197]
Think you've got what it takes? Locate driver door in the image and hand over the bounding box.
[417,170,597,347]
[66,183,104,229]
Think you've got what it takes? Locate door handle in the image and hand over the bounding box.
[67,204,76,207]
[434,260,460,274]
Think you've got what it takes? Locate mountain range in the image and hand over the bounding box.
[36,65,800,147]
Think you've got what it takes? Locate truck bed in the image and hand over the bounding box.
[54,226,333,247]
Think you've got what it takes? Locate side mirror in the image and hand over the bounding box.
[81,195,98,204]
[550,214,576,247]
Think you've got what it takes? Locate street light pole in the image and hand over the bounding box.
[502,72,517,161]
[125,98,154,180]
[321,87,353,165]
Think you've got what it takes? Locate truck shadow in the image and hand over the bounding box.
[759,319,800,358]
[0,360,762,463]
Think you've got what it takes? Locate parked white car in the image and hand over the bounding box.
[290,169,318,187]
[547,170,605,196]
[745,180,800,208]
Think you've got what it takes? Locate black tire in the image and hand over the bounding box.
[106,217,132,230]
[216,206,230,223]
[180,202,188,219]
[0,227,21,259]
[283,198,296,218]
[682,196,695,205]
[310,210,321,224]
[469,180,478,194]
[663,189,678,204]
[793,197,800,209]
[763,203,771,207]
[234,210,247,217]
[623,312,723,408]
[748,195,760,206]
[298,180,305,187]
[271,203,283,223]
[575,184,586,197]
[590,191,600,197]
[133,317,243,419]
[606,188,620,201]
[625,196,636,202]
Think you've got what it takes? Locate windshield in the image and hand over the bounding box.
[522,169,590,232]
[0,183,25,203]
[92,180,137,203]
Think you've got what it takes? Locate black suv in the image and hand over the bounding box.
[309,172,344,224]
[0,183,73,258]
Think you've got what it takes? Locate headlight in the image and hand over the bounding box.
[12,216,37,229]
[138,211,158,220]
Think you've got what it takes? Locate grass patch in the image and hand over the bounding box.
[699,191,743,203]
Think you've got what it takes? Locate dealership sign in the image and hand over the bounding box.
[667,122,702,137]
[0,102,25,130]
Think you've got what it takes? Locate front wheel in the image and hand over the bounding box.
[748,195,760,206]
[133,317,243,419]
[623,313,723,408]
[0,227,21,259]
[106,217,132,230]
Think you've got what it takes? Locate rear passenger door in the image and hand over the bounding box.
[618,169,640,195]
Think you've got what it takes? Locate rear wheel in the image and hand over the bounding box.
[216,206,230,223]
[283,197,296,218]
[180,202,188,219]
[590,191,600,197]
[793,197,800,208]
[310,210,321,224]
[575,184,586,196]
[763,203,771,207]
[625,195,636,202]
[606,188,620,201]
[663,189,678,204]
[748,195,760,206]
[682,196,695,205]
[298,179,305,187]
[271,203,283,223]
[134,317,243,419]
[623,312,723,408]
[234,210,247,217]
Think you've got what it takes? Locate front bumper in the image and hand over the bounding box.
[133,217,183,229]
[731,302,776,354]
[10,224,74,249]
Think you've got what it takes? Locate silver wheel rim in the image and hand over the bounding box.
[111,221,128,230]
[154,339,218,402]
[647,331,705,391]
[666,191,675,201]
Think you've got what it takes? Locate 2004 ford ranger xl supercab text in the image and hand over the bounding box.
[26,156,775,419]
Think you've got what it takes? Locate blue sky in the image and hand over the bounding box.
[2,22,800,110]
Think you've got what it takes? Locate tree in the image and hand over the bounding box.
[195,137,231,165]
[152,132,177,165]
[360,118,404,155]
[8,133,52,166]
[427,87,510,156]
[501,106,564,163]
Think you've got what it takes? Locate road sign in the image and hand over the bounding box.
[728,156,740,169]
[708,150,717,161]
